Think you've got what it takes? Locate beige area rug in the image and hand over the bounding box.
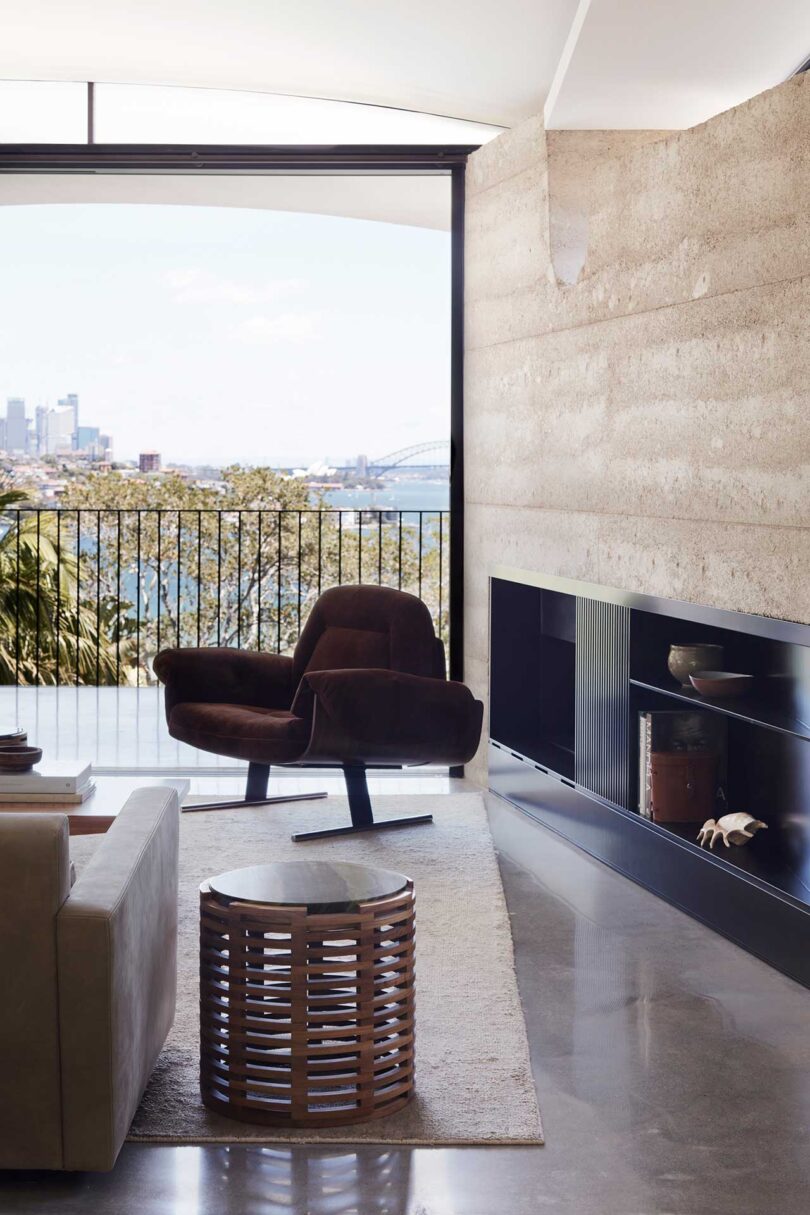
[71,793,543,1145]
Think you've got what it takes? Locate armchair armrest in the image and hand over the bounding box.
[296,668,483,767]
[57,787,180,1171]
[154,647,294,714]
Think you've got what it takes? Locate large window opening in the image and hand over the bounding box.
[0,166,460,688]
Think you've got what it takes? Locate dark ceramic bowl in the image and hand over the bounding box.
[689,671,754,699]
[0,745,43,771]
[0,729,27,748]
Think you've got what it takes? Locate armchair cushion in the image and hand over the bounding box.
[293,586,443,682]
[296,668,484,767]
[167,702,310,764]
[154,647,294,716]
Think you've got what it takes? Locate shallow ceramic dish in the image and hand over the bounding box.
[0,745,43,771]
[689,671,753,699]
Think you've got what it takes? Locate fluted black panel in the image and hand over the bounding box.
[575,598,631,807]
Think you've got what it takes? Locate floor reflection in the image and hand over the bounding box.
[197,1145,413,1215]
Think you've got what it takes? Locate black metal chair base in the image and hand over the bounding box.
[291,761,434,842]
[184,791,327,813]
[180,760,434,839]
[183,761,327,814]
[292,813,433,842]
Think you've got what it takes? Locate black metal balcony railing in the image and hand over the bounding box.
[0,508,450,687]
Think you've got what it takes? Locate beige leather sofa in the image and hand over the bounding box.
[0,786,180,1171]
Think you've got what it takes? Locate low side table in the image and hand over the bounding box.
[200,860,415,1127]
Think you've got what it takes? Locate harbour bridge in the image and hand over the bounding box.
[342,441,450,475]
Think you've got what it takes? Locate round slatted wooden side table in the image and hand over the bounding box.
[200,859,415,1127]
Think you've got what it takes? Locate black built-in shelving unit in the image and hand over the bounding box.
[489,568,810,987]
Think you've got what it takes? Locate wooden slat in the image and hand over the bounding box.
[199,882,415,1128]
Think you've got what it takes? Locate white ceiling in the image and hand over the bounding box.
[0,174,452,231]
[545,0,810,129]
[0,1,807,133]
[0,0,579,129]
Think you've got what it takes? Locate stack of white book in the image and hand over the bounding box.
[0,761,95,804]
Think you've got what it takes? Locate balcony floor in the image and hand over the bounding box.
[0,685,454,796]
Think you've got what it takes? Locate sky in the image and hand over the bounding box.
[0,201,450,466]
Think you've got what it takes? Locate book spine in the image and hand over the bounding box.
[0,774,89,794]
[645,715,653,819]
[638,712,652,819]
[0,784,94,804]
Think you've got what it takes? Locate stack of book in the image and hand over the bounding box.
[0,760,95,804]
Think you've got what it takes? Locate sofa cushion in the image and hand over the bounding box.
[0,814,71,1170]
[58,787,180,1171]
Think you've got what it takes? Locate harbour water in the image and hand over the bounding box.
[321,478,449,512]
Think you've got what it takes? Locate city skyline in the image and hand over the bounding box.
[0,203,451,466]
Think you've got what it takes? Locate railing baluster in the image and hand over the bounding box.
[438,510,443,640]
[14,511,20,686]
[197,510,202,648]
[257,510,262,651]
[297,511,302,635]
[156,509,161,658]
[378,511,383,584]
[136,511,141,687]
[115,511,121,685]
[276,511,282,655]
[35,511,41,686]
[398,512,403,590]
[176,509,182,650]
[358,511,362,583]
[237,510,242,649]
[418,511,423,601]
[56,510,61,686]
[74,510,80,687]
[95,511,101,686]
[338,511,343,584]
[216,511,222,646]
[317,511,322,597]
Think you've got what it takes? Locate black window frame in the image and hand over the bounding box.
[0,141,474,685]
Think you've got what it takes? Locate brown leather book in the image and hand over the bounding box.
[650,750,717,823]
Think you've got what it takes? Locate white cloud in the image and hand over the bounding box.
[239,313,315,343]
[164,268,308,306]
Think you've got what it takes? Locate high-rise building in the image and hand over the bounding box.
[76,425,100,452]
[139,451,161,473]
[35,405,48,455]
[58,393,79,444]
[99,434,113,461]
[43,405,75,455]
[5,398,30,453]
[357,453,369,476]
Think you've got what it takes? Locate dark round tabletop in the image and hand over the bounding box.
[206,859,411,913]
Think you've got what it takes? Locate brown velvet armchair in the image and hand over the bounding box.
[154,585,483,840]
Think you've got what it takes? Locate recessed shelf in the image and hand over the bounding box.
[490,569,810,987]
[630,677,810,742]
[650,818,810,908]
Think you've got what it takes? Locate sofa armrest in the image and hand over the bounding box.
[57,786,180,1172]
[154,647,294,715]
[0,815,71,1170]
[296,668,484,767]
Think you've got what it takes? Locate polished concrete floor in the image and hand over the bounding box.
[1,698,809,1212]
